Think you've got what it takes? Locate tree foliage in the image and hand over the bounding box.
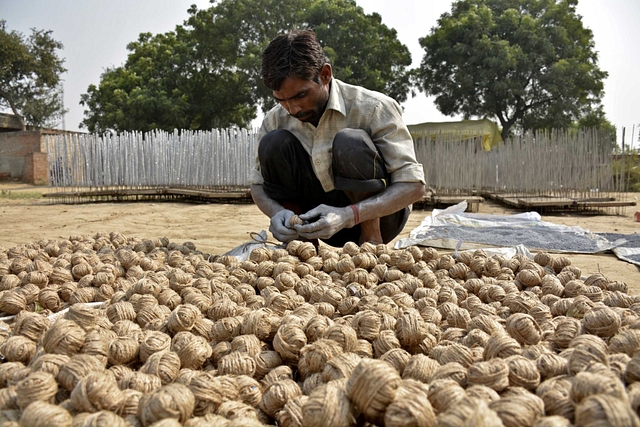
[415,0,608,140]
[0,20,67,130]
[81,0,412,133]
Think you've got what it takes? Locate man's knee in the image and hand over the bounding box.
[333,128,376,157]
[258,129,298,161]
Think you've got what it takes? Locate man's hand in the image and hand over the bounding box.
[296,204,354,240]
[270,209,299,243]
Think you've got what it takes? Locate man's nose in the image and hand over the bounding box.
[286,101,302,116]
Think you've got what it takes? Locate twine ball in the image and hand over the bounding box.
[322,352,361,383]
[276,395,308,427]
[217,400,258,421]
[299,339,344,376]
[383,378,434,427]
[467,358,510,392]
[326,323,358,352]
[236,375,262,407]
[138,383,195,427]
[171,331,213,370]
[401,354,440,383]
[427,379,467,414]
[16,371,58,409]
[484,333,522,360]
[18,400,73,427]
[489,393,545,427]
[505,313,542,345]
[373,330,401,359]
[536,376,575,420]
[505,355,540,390]
[106,301,137,323]
[117,388,143,416]
[583,305,621,338]
[570,371,626,406]
[430,343,474,368]
[79,329,110,365]
[29,353,70,377]
[139,331,172,362]
[42,318,87,357]
[346,359,401,424]
[435,396,504,427]
[254,350,284,380]
[574,394,640,427]
[351,310,381,341]
[260,379,303,417]
[212,317,243,342]
[140,351,182,385]
[302,381,355,427]
[108,336,140,365]
[167,304,202,333]
[119,371,162,393]
[1,335,37,364]
[261,365,294,390]
[12,311,50,342]
[188,372,238,416]
[273,324,307,362]
[230,334,262,357]
[217,351,256,377]
[57,354,105,391]
[70,371,124,413]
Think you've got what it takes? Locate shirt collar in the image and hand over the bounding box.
[325,78,346,117]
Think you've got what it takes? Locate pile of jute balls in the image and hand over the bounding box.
[1,231,640,427]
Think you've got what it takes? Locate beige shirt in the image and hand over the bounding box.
[250,78,425,192]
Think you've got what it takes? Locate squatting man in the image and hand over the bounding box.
[250,30,426,247]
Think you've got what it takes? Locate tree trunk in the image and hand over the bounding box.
[5,95,26,131]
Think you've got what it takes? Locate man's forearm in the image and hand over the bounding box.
[355,181,426,222]
[250,184,284,218]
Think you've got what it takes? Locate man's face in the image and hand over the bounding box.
[272,65,332,127]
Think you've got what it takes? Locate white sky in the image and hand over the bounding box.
[2,0,639,146]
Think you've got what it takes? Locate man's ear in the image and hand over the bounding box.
[320,63,332,83]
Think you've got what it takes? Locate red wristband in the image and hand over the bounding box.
[350,204,360,225]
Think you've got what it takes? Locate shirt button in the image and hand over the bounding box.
[315,160,321,165]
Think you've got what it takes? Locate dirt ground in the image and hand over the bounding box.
[1,182,639,293]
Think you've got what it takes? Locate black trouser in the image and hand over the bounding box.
[258,128,409,246]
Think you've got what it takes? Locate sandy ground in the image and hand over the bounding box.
[1,183,639,293]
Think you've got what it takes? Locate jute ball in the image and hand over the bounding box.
[435,396,504,427]
[380,348,412,376]
[302,381,355,427]
[609,329,640,357]
[583,305,621,338]
[117,388,143,417]
[322,352,361,383]
[483,333,522,360]
[1,335,37,364]
[536,376,575,420]
[70,371,124,413]
[138,383,195,427]
[569,371,626,406]
[351,309,381,341]
[73,410,128,427]
[108,336,140,365]
[427,378,467,414]
[12,311,50,342]
[18,400,73,427]
[217,400,259,421]
[79,329,110,365]
[467,358,509,392]
[217,351,256,377]
[326,323,358,352]
[235,375,262,407]
[119,371,162,393]
[373,330,401,359]
[401,353,440,383]
[299,339,343,376]
[254,350,284,380]
[140,351,182,385]
[383,378,434,427]
[41,318,87,357]
[276,395,308,427]
[273,323,307,363]
[167,304,202,333]
[489,393,545,427]
[29,353,70,377]
[57,354,105,391]
[261,365,294,390]
[260,379,302,417]
[505,313,542,345]
[346,359,401,424]
[430,343,474,368]
[106,301,137,323]
[15,371,58,409]
[188,372,238,416]
[574,394,640,427]
[505,355,540,390]
[230,334,262,357]
[139,331,172,362]
[466,384,501,403]
[171,331,213,370]
[302,372,324,396]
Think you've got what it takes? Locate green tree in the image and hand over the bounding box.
[0,20,67,130]
[415,0,608,140]
[81,0,412,132]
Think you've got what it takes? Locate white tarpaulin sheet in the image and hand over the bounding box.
[395,201,618,254]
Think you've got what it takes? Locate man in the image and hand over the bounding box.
[250,30,425,246]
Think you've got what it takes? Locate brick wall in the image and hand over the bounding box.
[0,130,79,184]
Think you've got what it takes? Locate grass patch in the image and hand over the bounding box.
[0,190,43,200]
